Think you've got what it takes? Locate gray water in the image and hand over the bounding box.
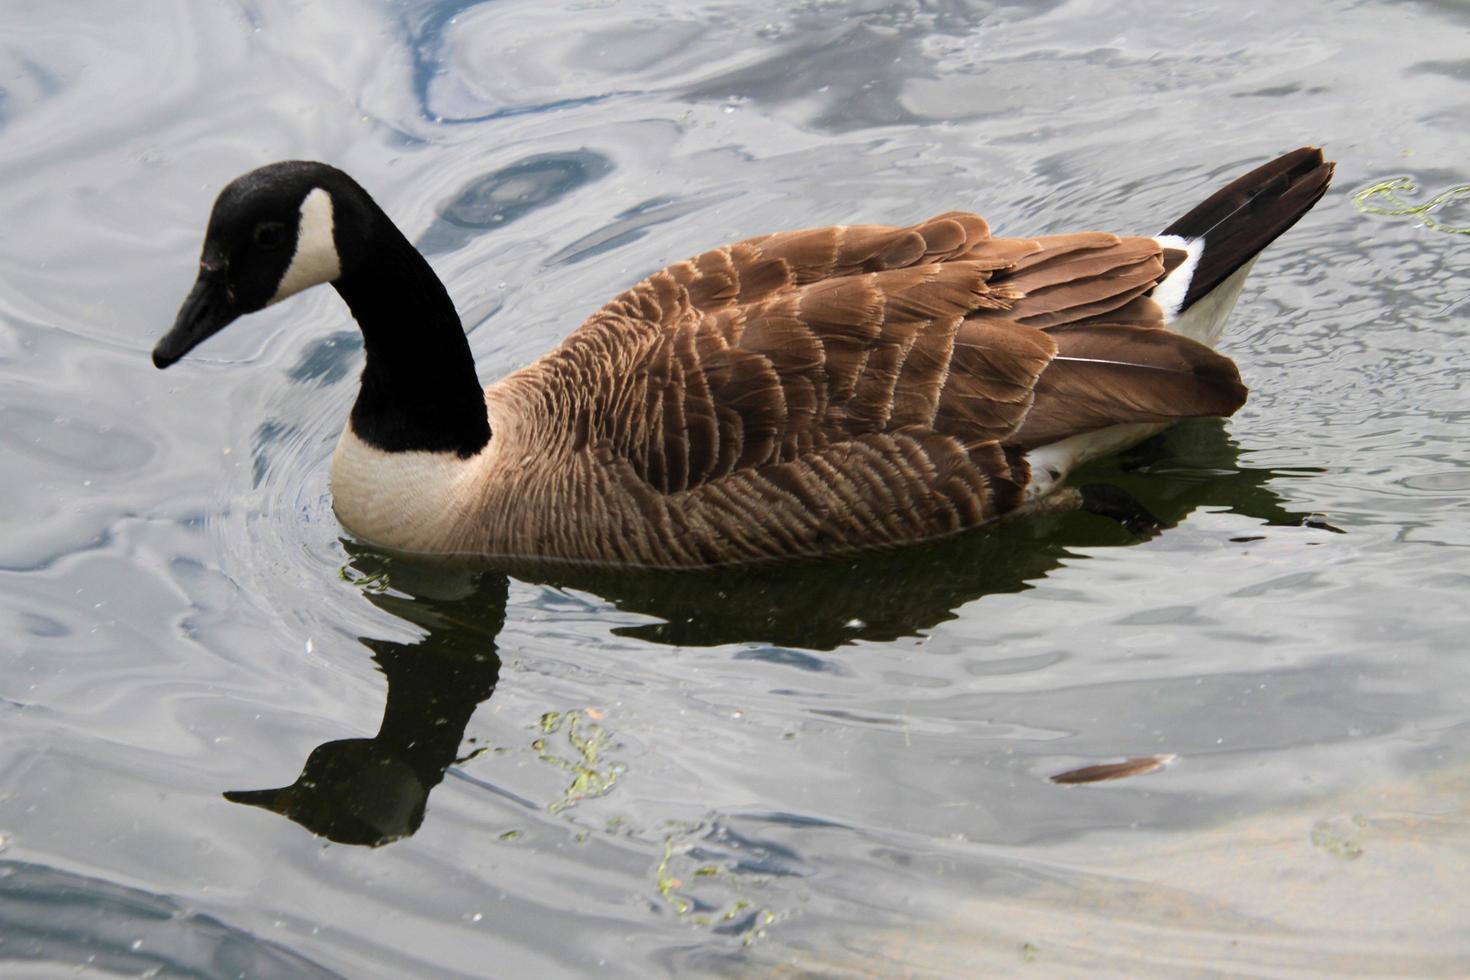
[3,0,1469,976]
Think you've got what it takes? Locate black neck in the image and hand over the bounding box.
[333,197,489,457]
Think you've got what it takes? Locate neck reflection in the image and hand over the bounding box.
[225,558,507,846]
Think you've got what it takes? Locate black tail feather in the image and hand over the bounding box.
[1162,147,1334,313]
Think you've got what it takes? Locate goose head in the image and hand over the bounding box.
[154,161,355,368]
[155,162,488,461]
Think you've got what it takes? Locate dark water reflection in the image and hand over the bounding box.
[225,563,507,846]
[231,420,1329,847]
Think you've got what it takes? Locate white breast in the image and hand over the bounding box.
[329,427,481,553]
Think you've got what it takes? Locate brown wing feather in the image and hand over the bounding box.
[933,318,1056,445]
[999,237,1167,328]
[554,210,1245,533]
[1011,324,1247,448]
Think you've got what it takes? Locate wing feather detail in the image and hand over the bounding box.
[541,210,1248,540]
[1011,324,1247,448]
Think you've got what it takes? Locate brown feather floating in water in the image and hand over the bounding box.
[1050,754,1178,785]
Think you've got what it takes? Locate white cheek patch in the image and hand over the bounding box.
[270,187,342,304]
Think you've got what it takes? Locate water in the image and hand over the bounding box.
[3,0,1469,975]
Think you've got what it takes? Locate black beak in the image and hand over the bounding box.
[222,787,290,810]
[153,270,239,369]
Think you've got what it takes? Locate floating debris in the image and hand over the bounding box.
[1353,177,1470,235]
[655,828,778,946]
[1310,813,1366,860]
[1301,513,1346,534]
[1050,753,1177,785]
[533,709,627,813]
[338,560,391,594]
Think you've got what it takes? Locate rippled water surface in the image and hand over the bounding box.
[3,0,1469,975]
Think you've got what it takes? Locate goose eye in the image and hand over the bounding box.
[252,221,288,251]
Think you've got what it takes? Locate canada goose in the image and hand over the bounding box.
[154,147,1333,568]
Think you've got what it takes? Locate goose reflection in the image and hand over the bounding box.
[225,565,507,846]
[227,419,1333,845]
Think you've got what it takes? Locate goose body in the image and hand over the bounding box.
[155,148,1333,568]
